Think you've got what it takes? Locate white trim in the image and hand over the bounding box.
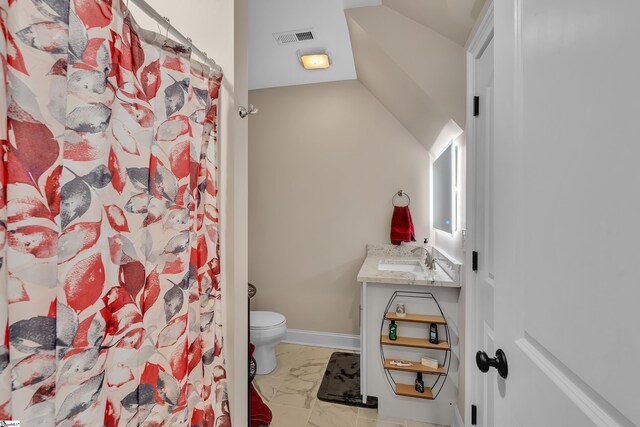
[468,3,495,58]
[283,329,360,351]
[464,4,494,427]
[361,282,368,403]
[453,404,465,427]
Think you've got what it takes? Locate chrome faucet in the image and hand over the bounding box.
[411,246,436,270]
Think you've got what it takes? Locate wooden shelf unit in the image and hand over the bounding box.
[383,358,447,375]
[385,312,446,324]
[395,383,434,400]
[381,335,450,351]
[379,291,451,402]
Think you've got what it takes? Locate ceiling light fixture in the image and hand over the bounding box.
[298,50,332,70]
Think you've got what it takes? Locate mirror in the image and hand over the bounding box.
[433,142,456,234]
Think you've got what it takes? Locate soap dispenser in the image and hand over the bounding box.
[389,320,397,341]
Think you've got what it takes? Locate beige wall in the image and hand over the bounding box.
[248,80,430,335]
[226,1,249,425]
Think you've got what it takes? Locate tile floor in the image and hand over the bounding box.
[253,343,445,427]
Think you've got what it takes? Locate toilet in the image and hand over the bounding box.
[250,311,287,375]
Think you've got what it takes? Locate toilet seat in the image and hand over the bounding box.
[250,311,286,330]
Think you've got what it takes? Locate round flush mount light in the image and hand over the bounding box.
[297,50,332,70]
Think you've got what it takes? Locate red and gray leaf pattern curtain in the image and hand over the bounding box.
[0,0,230,425]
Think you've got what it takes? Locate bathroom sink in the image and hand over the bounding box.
[378,260,425,273]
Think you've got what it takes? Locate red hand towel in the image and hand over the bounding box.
[390,205,416,245]
[250,343,273,427]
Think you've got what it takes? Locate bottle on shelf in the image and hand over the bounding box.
[415,372,424,393]
[429,323,439,344]
[389,320,398,341]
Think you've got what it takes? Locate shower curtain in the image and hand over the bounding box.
[0,0,230,426]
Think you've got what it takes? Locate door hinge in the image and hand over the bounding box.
[471,404,477,425]
[473,96,480,117]
[472,251,478,272]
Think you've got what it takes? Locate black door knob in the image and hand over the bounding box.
[476,349,508,379]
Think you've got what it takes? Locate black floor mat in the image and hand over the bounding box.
[317,352,377,408]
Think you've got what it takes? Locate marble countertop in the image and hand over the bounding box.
[356,243,461,288]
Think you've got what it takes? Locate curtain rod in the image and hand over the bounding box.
[128,0,220,71]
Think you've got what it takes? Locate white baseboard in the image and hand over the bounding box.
[283,329,360,351]
[453,404,464,427]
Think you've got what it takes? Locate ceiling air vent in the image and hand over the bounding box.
[273,29,316,45]
[295,31,314,41]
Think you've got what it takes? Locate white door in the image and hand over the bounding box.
[481,1,640,426]
[472,34,496,427]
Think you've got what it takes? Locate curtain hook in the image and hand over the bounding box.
[205,52,216,70]
[238,105,258,118]
[186,37,193,52]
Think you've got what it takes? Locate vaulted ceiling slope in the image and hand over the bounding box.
[382,0,487,47]
[346,5,466,150]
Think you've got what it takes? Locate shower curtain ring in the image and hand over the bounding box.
[203,51,213,68]
[162,17,171,45]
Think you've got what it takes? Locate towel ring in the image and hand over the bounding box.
[392,190,410,207]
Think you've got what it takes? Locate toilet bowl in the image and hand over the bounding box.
[250,311,287,375]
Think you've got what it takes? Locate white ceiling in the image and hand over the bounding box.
[249,0,379,90]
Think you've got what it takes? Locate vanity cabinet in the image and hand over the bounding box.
[357,244,461,427]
